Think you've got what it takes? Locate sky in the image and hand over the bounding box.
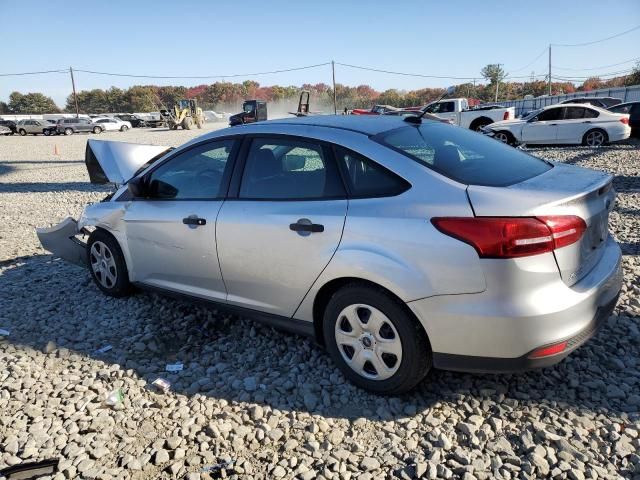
[1,0,639,107]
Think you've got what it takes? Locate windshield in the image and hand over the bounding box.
[243,103,256,113]
[375,123,552,187]
[521,109,542,120]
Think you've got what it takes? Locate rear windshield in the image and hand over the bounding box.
[375,123,552,187]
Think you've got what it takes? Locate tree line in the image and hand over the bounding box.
[2,64,639,115]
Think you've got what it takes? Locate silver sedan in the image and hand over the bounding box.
[37,115,622,394]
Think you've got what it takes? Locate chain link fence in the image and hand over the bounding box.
[497,84,640,117]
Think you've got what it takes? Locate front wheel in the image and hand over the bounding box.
[93,126,103,134]
[43,130,50,136]
[87,230,132,297]
[323,284,431,394]
[120,125,129,132]
[583,129,608,147]
[493,131,514,145]
[64,128,73,136]
[19,129,27,136]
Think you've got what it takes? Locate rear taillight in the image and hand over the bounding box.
[431,216,586,258]
[528,340,568,359]
[503,111,510,120]
[620,116,629,125]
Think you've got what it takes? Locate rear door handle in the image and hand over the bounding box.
[290,219,324,233]
[183,216,206,226]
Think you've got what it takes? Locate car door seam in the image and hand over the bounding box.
[214,199,230,299]
[291,199,349,320]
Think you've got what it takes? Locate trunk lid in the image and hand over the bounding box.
[467,162,615,286]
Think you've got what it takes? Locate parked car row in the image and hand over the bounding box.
[0,117,133,136]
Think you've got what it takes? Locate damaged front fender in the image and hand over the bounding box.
[36,217,87,267]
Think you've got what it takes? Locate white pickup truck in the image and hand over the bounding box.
[421,98,515,131]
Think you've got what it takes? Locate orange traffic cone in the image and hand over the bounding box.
[54,144,59,156]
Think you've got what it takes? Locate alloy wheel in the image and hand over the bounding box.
[494,132,510,144]
[334,304,402,380]
[89,241,117,289]
[586,130,605,147]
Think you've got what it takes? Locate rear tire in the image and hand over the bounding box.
[87,229,132,298]
[93,126,103,134]
[120,125,129,132]
[322,283,431,394]
[582,129,608,147]
[43,130,50,136]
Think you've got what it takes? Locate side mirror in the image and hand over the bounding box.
[127,177,145,197]
[527,116,538,123]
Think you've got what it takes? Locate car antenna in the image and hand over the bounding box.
[404,85,456,124]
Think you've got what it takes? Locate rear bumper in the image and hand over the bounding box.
[408,236,623,372]
[36,217,87,266]
[432,292,619,373]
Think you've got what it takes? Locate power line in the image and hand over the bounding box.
[0,69,67,77]
[73,63,331,79]
[554,56,640,71]
[552,24,640,47]
[551,69,635,82]
[336,62,545,80]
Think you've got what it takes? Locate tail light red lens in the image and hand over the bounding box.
[620,116,629,125]
[528,341,568,359]
[503,111,510,120]
[431,216,586,258]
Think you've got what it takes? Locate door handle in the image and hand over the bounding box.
[182,216,206,226]
[582,121,592,124]
[549,123,558,126]
[290,219,324,233]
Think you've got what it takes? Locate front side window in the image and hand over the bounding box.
[376,123,552,187]
[537,108,562,121]
[563,107,586,120]
[334,146,410,197]
[239,138,345,200]
[145,140,235,199]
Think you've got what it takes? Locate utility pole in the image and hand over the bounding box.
[548,45,552,96]
[69,67,79,117]
[494,64,503,102]
[331,60,337,115]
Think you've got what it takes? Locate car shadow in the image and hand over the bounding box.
[0,182,111,193]
[2,254,638,421]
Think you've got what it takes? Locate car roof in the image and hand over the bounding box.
[249,115,410,136]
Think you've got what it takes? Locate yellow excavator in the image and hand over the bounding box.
[162,99,205,130]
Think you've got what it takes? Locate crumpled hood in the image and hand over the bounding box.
[486,119,526,129]
[85,139,170,185]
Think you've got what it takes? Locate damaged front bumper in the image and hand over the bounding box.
[36,217,88,267]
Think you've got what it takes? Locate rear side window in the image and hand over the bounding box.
[376,123,552,187]
[563,107,587,120]
[334,146,410,197]
[239,138,345,200]
[583,108,599,119]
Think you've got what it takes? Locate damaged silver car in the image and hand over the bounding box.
[37,116,622,394]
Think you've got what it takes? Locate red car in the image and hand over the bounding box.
[350,105,398,115]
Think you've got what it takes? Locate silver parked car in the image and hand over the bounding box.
[37,116,622,394]
[16,119,57,136]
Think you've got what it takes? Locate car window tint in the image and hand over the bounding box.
[334,146,410,197]
[537,108,562,121]
[610,105,631,114]
[146,140,235,199]
[563,107,586,120]
[377,123,551,187]
[583,108,599,119]
[239,138,345,200]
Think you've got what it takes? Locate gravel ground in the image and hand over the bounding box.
[1,128,639,480]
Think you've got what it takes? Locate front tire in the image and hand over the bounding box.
[120,125,129,132]
[93,126,103,134]
[323,284,431,394]
[583,129,608,147]
[493,131,514,145]
[87,230,132,297]
[64,128,73,136]
[19,129,27,136]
